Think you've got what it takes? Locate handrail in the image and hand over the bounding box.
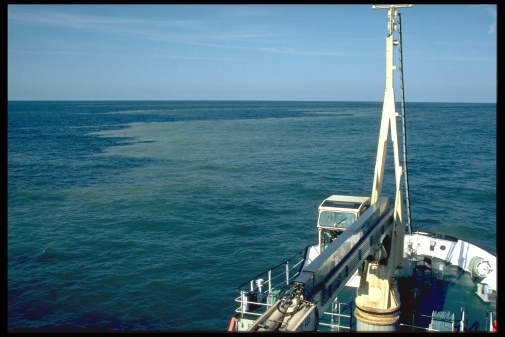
[234,295,354,331]
[235,244,313,291]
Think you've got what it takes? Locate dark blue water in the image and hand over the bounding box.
[7,101,496,331]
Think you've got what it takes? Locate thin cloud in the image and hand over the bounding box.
[8,7,286,48]
[7,6,355,58]
[8,8,209,37]
[485,5,496,34]
[8,10,139,28]
[468,5,496,35]
[219,6,273,18]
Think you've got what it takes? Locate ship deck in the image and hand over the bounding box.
[316,257,497,332]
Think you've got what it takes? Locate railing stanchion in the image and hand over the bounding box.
[268,270,272,294]
[286,262,289,285]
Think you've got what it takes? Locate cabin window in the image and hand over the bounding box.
[319,211,355,228]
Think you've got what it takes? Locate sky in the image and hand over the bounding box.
[7,4,497,103]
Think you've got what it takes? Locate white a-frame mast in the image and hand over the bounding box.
[354,6,412,331]
[371,3,411,272]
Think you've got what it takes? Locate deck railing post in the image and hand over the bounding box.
[338,302,341,330]
[241,291,248,313]
[268,270,272,294]
[286,262,289,285]
[460,307,466,331]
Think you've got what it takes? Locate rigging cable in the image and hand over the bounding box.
[397,12,412,235]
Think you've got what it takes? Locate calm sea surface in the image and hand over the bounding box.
[7,101,496,331]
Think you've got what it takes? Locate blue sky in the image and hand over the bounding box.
[8,4,496,103]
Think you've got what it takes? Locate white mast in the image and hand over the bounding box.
[355,5,412,331]
[371,4,411,271]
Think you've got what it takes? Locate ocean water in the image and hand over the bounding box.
[7,100,496,331]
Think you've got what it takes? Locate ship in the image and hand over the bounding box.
[227,5,497,332]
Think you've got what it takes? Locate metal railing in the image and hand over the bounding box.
[232,244,355,331]
[234,245,311,317]
[398,307,467,332]
[233,293,354,331]
[318,300,354,331]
